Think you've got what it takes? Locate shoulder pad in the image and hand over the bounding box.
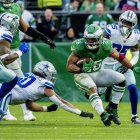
[39,77,54,89]
[71,38,85,52]
[102,38,112,52]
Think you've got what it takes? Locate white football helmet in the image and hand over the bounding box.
[83,24,103,50]
[33,61,57,83]
[0,13,19,34]
[119,10,137,36]
[0,0,14,8]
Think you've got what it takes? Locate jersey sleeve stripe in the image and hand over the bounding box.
[3,34,13,40]
[1,36,12,43]
[44,82,54,89]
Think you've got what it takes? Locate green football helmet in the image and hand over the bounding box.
[83,24,103,50]
[0,0,14,8]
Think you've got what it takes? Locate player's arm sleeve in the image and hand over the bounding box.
[130,44,139,66]
[104,24,112,38]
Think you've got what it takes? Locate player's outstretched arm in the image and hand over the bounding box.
[19,18,56,49]
[26,101,58,112]
[44,88,93,119]
[1,42,28,65]
[110,49,133,69]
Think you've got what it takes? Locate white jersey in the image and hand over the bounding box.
[0,26,13,43]
[104,23,140,64]
[10,73,54,105]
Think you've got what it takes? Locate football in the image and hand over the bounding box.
[76,57,91,67]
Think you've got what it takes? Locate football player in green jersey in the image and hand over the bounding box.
[66,24,133,126]
[0,0,55,121]
[85,3,114,29]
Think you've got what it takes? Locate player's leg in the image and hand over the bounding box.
[95,69,125,125]
[43,88,93,119]
[25,101,58,112]
[74,73,113,126]
[0,65,18,115]
[124,69,140,124]
[6,56,36,121]
[0,93,12,120]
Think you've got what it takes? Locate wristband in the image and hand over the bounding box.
[16,50,23,57]
[118,54,125,62]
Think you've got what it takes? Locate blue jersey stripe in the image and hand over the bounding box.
[3,34,13,40]
[1,36,12,43]
[44,82,54,89]
[104,27,111,37]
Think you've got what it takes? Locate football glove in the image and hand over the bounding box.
[19,42,29,54]
[116,65,128,74]
[82,58,93,73]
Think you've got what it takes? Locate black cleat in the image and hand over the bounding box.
[85,92,89,99]
[80,111,94,119]
[131,116,140,124]
[100,112,114,126]
[105,106,121,125]
[47,104,58,112]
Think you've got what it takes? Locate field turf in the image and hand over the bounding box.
[0,102,140,140]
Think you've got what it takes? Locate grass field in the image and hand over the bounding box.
[0,102,140,140]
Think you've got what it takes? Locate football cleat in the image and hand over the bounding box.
[23,113,36,121]
[2,114,17,121]
[100,112,114,126]
[80,111,94,119]
[131,116,140,124]
[105,106,121,125]
[47,104,58,112]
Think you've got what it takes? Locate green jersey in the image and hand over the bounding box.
[71,38,112,72]
[0,3,21,49]
[85,13,114,29]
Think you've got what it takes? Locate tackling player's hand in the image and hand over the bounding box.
[42,36,56,49]
[116,65,128,74]
[82,58,93,73]
[19,42,29,54]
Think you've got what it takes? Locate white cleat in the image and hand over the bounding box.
[2,114,17,121]
[23,114,36,121]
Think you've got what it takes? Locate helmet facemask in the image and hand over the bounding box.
[119,10,137,37]
[84,24,103,50]
[119,19,135,36]
[0,0,14,8]
[85,37,101,50]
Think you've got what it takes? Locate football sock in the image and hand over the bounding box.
[128,84,138,116]
[21,103,33,115]
[0,76,18,100]
[49,95,81,115]
[0,93,12,118]
[89,93,104,115]
[112,85,125,104]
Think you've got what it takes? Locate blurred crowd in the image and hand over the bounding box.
[20,0,140,42]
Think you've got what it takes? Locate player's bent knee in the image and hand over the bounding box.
[116,80,126,87]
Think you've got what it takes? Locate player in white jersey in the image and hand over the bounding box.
[0,61,93,120]
[103,10,140,124]
[0,12,29,115]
